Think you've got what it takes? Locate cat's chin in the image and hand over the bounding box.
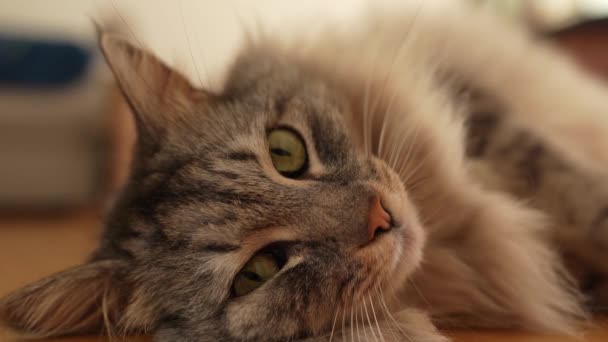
[354,217,425,299]
[387,222,425,296]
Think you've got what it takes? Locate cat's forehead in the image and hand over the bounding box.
[223,46,340,107]
[223,46,298,94]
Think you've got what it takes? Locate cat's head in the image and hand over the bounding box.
[0,33,425,341]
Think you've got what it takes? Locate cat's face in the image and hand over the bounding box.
[0,35,425,341]
[115,42,425,340]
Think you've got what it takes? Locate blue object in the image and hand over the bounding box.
[0,34,92,87]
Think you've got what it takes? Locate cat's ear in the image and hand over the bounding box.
[0,260,129,338]
[99,33,208,145]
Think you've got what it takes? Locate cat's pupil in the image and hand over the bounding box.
[242,271,263,282]
[270,148,291,157]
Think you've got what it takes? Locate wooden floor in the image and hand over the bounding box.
[0,211,606,342]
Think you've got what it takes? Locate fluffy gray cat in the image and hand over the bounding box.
[2,3,608,341]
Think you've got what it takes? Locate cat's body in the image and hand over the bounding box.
[2,3,608,341]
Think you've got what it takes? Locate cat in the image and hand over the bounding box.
[2,2,608,341]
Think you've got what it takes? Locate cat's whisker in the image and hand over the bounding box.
[379,290,409,339]
[393,120,420,174]
[406,174,432,193]
[101,284,116,341]
[376,108,389,158]
[382,111,417,170]
[369,0,424,156]
[385,125,405,169]
[400,150,427,188]
[374,288,399,342]
[377,86,399,158]
[399,122,421,172]
[389,122,418,171]
[377,68,416,162]
[350,297,355,342]
[362,83,369,156]
[384,121,417,177]
[362,293,379,342]
[368,293,386,342]
[377,306,397,340]
[417,192,449,227]
[362,48,379,157]
[328,303,340,342]
[341,301,347,342]
[401,158,425,186]
[354,298,361,342]
[359,303,370,342]
[377,286,414,342]
[408,278,457,337]
[178,0,206,88]
[382,277,400,304]
[383,121,405,169]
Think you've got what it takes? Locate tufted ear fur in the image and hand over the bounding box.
[0,260,129,339]
[99,32,210,151]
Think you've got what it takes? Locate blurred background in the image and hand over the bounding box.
[0,2,607,341]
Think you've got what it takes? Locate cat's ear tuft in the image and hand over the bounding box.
[99,33,208,145]
[0,260,129,338]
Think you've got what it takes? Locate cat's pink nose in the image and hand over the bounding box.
[368,195,392,241]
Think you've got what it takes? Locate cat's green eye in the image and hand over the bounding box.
[233,253,280,297]
[268,128,307,176]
